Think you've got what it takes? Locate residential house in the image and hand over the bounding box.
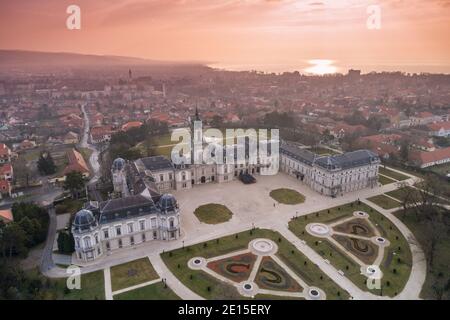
[63,148,90,178]
[64,131,79,145]
[428,121,450,137]
[0,143,11,164]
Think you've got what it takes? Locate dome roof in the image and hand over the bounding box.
[158,194,178,213]
[73,209,97,233]
[112,158,126,171]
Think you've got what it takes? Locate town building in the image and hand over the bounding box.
[0,143,12,164]
[63,148,90,178]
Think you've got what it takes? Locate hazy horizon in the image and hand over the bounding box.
[1,0,449,74]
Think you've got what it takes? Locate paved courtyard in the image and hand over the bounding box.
[173,173,340,236]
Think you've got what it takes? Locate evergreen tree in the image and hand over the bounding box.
[37,151,56,175]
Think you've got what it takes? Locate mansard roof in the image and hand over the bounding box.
[280,143,379,171]
[137,156,174,171]
[315,150,380,171]
[98,195,158,224]
[280,143,317,166]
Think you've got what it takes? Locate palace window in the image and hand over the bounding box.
[139,220,145,231]
[128,223,134,233]
[103,229,109,239]
[84,237,92,249]
[130,236,135,245]
[153,231,157,239]
[118,239,122,248]
[160,174,164,182]
[142,234,146,242]
[106,241,110,251]
[116,226,122,236]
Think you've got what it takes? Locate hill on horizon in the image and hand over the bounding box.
[0,50,208,69]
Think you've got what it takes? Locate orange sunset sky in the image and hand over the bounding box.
[0,0,449,73]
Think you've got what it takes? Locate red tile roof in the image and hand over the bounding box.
[410,147,450,166]
[428,121,450,131]
[63,149,90,176]
[0,163,13,175]
[121,121,143,131]
[0,143,11,157]
[0,209,13,223]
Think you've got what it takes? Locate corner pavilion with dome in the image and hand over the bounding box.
[72,191,180,262]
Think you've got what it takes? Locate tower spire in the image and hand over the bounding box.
[195,105,200,121]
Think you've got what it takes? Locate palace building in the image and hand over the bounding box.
[72,111,380,262]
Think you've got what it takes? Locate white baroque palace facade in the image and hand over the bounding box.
[280,143,380,197]
[72,110,380,262]
[72,193,180,262]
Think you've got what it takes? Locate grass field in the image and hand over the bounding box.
[270,188,305,205]
[114,282,180,300]
[288,202,412,297]
[194,203,233,224]
[379,175,397,185]
[379,167,410,181]
[161,228,350,300]
[367,195,402,210]
[52,270,105,300]
[110,258,159,292]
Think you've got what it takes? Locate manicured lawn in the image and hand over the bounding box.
[367,195,401,210]
[378,174,396,185]
[288,201,412,297]
[379,167,409,181]
[386,187,417,203]
[110,258,159,292]
[54,270,105,300]
[194,203,233,224]
[161,229,350,300]
[114,282,180,300]
[394,209,450,299]
[270,188,305,205]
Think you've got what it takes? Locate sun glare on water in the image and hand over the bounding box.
[304,60,338,75]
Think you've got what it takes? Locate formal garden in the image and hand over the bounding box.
[269,188,305,205]
[161,228,350,300]
[288,201,412,297]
